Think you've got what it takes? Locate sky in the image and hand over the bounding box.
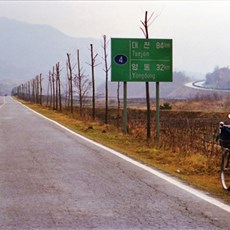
[0,0,230,78]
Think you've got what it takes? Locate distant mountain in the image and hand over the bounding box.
[0,17,102,94]
[204,66,230,90]
[0,17,210,98]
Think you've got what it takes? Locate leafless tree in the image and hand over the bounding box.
[87,44,100,120]
[55,66,59,110]
[31,79,35,103]
[39,73,42,105]
[28,81,31,102]
[34,76,39,104]
[75,49,91,117]
[67,53,74,113]
[51,66,56,109]
[46,73,50,106]
[140,11,159,140]
[56,62,62,111]
[65,61,70,109]
[49,70,53,107]
[102,35,111,124]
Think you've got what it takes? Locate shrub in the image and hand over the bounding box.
[160,102,172,110]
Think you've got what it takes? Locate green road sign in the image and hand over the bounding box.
[111,38,173,82]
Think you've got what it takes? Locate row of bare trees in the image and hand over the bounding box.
[46,63,62,111]
[13,12,160,140]
[13,36,111,123]
[14,74,43,105]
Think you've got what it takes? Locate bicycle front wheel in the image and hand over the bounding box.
[221,149,230,190]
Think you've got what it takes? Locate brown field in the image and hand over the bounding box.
[94,97,230,156]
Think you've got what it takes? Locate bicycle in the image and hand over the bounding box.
[217,118,230,190]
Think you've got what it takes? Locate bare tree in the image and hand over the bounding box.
[77,49,83,116]
[28,81,31,102]
[52,66,56,109]
[31,79,35,103]
[140,11,159,140]
[75,49,91,117]
[55,66,59,110]
[48,70,53,108]
[39,73,42,105]
[35,75,39,104]
[88,44,100,120]
[67,53,74,113]
[56,62,62,112]
[102,35,110,124]
[46,72,50,106]
[65,61,70,109]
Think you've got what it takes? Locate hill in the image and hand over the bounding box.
[0,17,101,95]
[0,17,216,98]
[204,66,230,90]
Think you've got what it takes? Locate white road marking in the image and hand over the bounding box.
[0,96,6,109]
[15,98,230,213]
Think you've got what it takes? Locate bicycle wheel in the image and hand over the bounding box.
[221,149,230,190]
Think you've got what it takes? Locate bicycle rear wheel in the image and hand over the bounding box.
[221,149,230,190]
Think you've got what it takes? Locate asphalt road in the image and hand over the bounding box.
[0,96,230,230]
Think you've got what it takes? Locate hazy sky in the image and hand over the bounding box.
[0,0,230,78]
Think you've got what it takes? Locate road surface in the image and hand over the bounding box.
[0,96,229,229]
[185,81,230,92]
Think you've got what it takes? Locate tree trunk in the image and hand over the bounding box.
[77,49,83,117]
[90,44,96,120]
[142,11,151,140]
[103,35,109,124]
[52,66,56,110]
[39,73,42,105]
[67,53,73,113]
[56,62,62,112]
[117,82,121,128]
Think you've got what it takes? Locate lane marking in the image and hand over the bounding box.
[0,96,6,109]
[15,98,230,213]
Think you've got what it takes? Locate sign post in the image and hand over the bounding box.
[156,81,160,142]
[123,81,127,133]
[111,38,172,140]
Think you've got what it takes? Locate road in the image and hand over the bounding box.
[0,96,230,230]
[185,81,230,92]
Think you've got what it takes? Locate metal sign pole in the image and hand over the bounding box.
[123,81,128,134]
[156,81,160,142]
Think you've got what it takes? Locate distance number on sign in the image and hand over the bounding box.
[156,64,171,71]
[156,42,171,49]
